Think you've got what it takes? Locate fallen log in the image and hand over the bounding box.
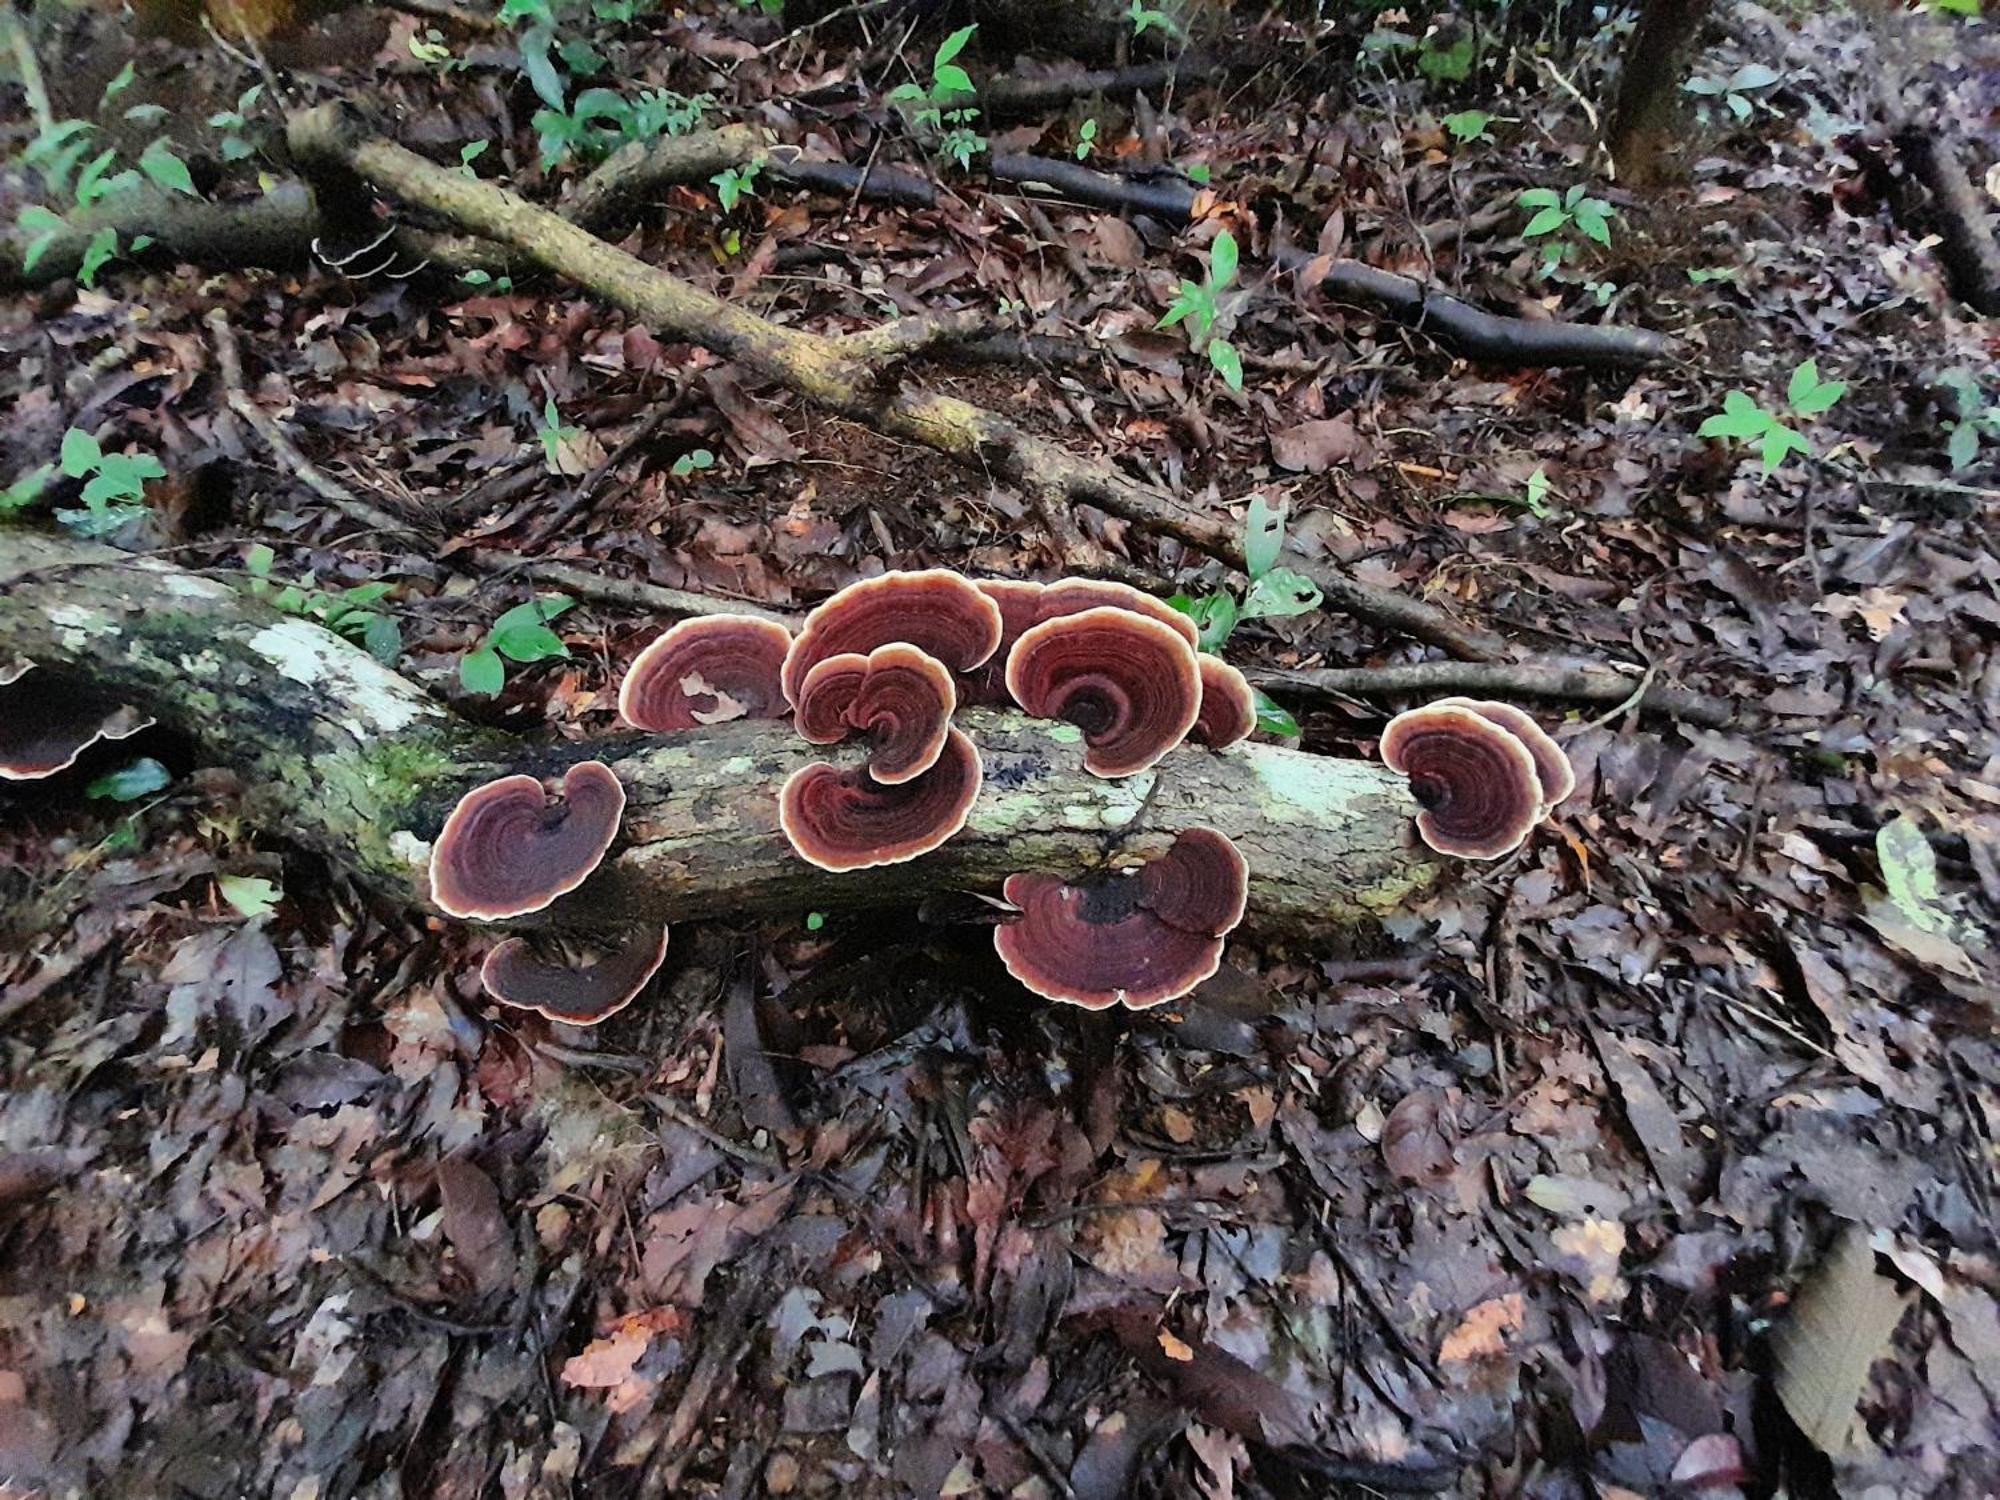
[0,531,1436,932]
[287,101,1503,661]
[1897,124,2000,318]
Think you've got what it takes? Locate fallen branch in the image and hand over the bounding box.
[976,59,1198,121]
[565,124,767,237]
[288,102,1500,660]
[0,531,1435,932]
[463,552,793,624]
[988,153,1201,221]
[1,183,320,288]
[1897,124,2000,317]
[206,309,425,540]
[1243,660,1744,730]
[1285,253,1682,371]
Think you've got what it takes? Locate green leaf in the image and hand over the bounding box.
[934,23,977,66]
[1251,688,1299,739]
[1517,187,1561,210]
[1208,337,1243,392]
[1185,162,1211,185]
[1241,566,1323,619]
[1878,814,1954,934]
[1243,494,1286,580]
[217,874,281,919]
[244,542,275,576]
[139,138,197,197]
[1947,420,1980,472]
[1758,424,1811,472]
[931,63,975,99]
[0,464,54,513]
[1208,228,1238,291]
[1522,206,1568,239]
[492,621,568,662]
[103,61,138,104]
[1188,592,1238,651]
[1698,389,1774,440]
[1442,109,1492,142]
[87,757,170,802]
[77,225,119,287]
[1571,201,1614,246]
[805,910,826,932]
[519,25,567,111]
[460,646,506,696]
[1788,359,1822,409]
[60,427,102,477]
[1788,360,1846,416]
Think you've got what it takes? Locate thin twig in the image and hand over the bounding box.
[206,310,422,540]
[1245,659,1742,730]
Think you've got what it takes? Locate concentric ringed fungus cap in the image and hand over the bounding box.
[480,925,669,1026]
[0,664,156,781]
[618,614,793,733]
[430,760,626,919]
[795,643,957,785]
[780,726,982,872]
[1189,657,1256,749]
[994,827,1249,1010]
[1380,704,1542,860]
[781,571,1003,708]
[1005,607,1202,778]
[960,579,1049,706]
[1434,697,1575,814]
[1036,578,1200,649]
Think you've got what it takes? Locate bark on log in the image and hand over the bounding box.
[1605,0,1716,186]
[0,531,1436,933]
[287,102,1503,662]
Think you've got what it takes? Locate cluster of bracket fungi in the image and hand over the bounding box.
[423,570,1574,1027]
[1,573,1571,1028]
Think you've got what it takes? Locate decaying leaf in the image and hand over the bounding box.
[1774,1226,1911,1455]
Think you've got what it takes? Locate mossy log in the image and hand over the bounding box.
[0,532,1437,931]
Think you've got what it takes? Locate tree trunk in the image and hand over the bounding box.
[0,532,1436,933]
[1606,0,1716,186]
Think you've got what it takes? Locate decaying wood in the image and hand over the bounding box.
[287,102,1502,661]
[1245,659,1744,730]
[0,531,1437,932]
[1897,124,2000,318]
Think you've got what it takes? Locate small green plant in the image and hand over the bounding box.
[710,160,760,212]
[1184,162,1211,185]
[459,269,516,293]
[887,24,988,171]
[86,757,171,804]
[1939,371,2000,471]
[1683,62,1780,124]
[409,25,465,71]
[57,427,163,536]
[537,399,585,472]
[1519,466,1555,519]
[207,83,267,164]
[16,109,194,284]
[1687,265,1738,285]
[0,464,54,517]
[670,448,715,478]
[460,595,577,695]
[459,141,489,177]
[1697,358,1847,473]
[1441,109,1494,144]
[1157,227,1245,391]
[1518,183,1614,273]
[1074,118,1099,161]
[1129,0,1181,39]
[243,544,403,663]
[1169,497,1320,738]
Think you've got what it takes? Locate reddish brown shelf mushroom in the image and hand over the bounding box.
[994,827,1249,1010]
[1435,697,1576,814]
[960,578,1049,706]
[781,571,1003,708]
[430,760,626,919]
[0,663,155,781]
[480,925,669,1025]
[1189,657,1256,749]
[618,614,794,733]
[1036,577,1200,649]
[794,643,957,785]
[1379,703,1543,860]
[779,726,982,872]
[1005,607,1202,778]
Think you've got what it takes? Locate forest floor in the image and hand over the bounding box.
[2,2,1998,1497]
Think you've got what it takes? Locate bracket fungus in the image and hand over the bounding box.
[1005,606,1202,778]
[960,578,1049,706]
[430,760,626,919]
[994,827,1250,1010]
[781,570,1003,708]
[480,925,669,1025]
[1434,697,1576,814]
[1035,577,1201,648]
[779,725,982,872]
[618,614,794,733]
[1189,657,1256,750]
[1379,703,1544,860]
[794,643,957,785]
[0,663,156,781]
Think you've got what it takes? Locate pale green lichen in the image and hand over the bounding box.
[246,618,433,736]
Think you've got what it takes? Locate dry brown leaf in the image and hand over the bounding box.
[1774,1226,1911,1456]
[1438,1293,1525,1363]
